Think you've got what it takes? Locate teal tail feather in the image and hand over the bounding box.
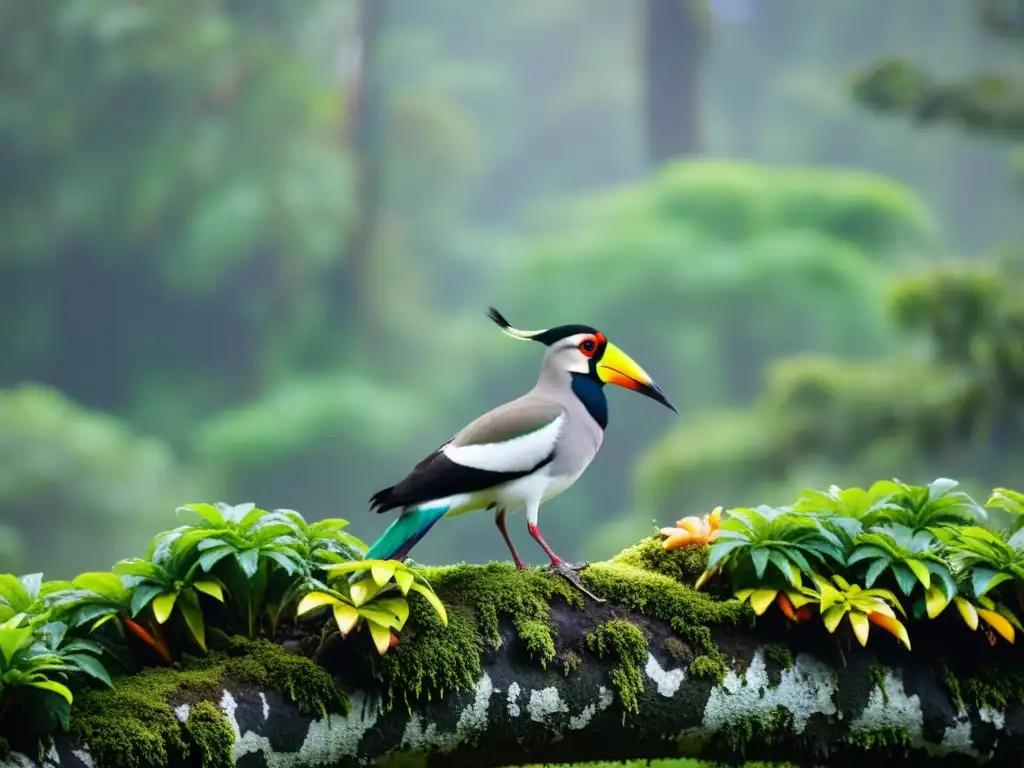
[363,505,450,563]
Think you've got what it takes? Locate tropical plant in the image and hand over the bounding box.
[696,505,846,590]
[847,524,957,619]
[0,573,44,625]
[987,487,1024,542]
[296,559,448,655]
[794,574,911,650]
[869,478,985,531]
[0,614,112,733]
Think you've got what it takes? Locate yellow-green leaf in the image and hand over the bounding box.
[979,609,1016,644]
[90,614,117,632]
[297,592,340,616]
[394,569,415,596]
[924,584,949,619]
[30,679,73,704]
[374,597,410,631]
[366,620,392,655]
[954,596,979,630]
[193,579,224,603]
[350,578,382,607]
[409,582,447,626]
[733,588,755,602]
[817,580,842,612]
[332,603,359,636]
[370,563,395,588]
[151,592,178,624]
[905,559,931,591]
[822,604,846,633]
[848,611,870,647]
[749,588,779,616]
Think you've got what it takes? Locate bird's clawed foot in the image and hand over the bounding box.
[548,560,605,602]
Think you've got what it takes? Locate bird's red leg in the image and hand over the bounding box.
[528,522,604,602]
[496,508,527,570]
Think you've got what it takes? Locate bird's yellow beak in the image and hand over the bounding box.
[596,342,678,414]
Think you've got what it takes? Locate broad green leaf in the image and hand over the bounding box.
[0,574,31,611]
[113,559,166,580]
[177,503,227,527]
[29,679,73,704]
[409,583,447,626]
[816,579,842,612]
[332,603,360,636]
[848,611,870,647]
[193,580,224,603]
[393,569,415,596]
[864,558,889,588]
[262,550,300,576]
[236,549,260,579]
[130,583,165,618]
[178,589,206,650]
[366,620,392,655]
[297,592,341,616]
[322,560,382,574]
[151,592,178,625]
[0,625,34,665]
[198,547,235,573]
[891,563,917,596]
[750,548,769,580]
[972,568,1012,599]
[847,546,890,566]
[71,573,126,599]
[66,654,113,688]
[766,551,798,585]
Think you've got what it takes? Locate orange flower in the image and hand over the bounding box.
[661,506,723,550]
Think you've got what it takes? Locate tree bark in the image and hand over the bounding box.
[642,0,708,165]
[6,554,1024,768]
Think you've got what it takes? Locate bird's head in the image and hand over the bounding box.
[487,307,678,414]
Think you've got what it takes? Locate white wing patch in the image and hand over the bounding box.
[443,414,565,473]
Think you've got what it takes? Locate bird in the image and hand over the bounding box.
[361,307,678,599]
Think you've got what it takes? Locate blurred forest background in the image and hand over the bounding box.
[2,0,1024,585]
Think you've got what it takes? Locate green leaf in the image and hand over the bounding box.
[29,679,74,705]
[847,545,891,566]
[409,582,447,626]
[864,558,889,588]
[71,573,126,599]
[370,563,395,588]
[366,620,392,655]
[296,592,341,616]
[350,578,382,607]
[373,597,410,631]
[178,589,206,650]
[891,563,917,596]
[198,547,236,573]
[972,568,1012,599]
[193,579,224,603]
[236,549,260,579]
[750,548,769,580]
[393,569,415,596]
[848,610,870,647]
[358,605,404,630]
[766,550,798,585]
[66,654,113,688]
[151,592,178,625]
[905,559,931,591]
[924,584,949,619]
[749,588,778,616]
[130,583,165,617]
[177,503,227,528]
[822,604,847,633]
[332,603,359,636]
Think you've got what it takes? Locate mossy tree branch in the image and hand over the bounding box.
[5,540,1024,768]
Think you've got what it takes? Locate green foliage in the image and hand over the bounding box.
[693,476,1024,651]
[0,500,449,753]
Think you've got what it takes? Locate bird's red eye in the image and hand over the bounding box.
[579,338,597,356]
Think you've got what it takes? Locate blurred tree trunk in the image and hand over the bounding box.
[333,0,387,354]
[642,0,709,165]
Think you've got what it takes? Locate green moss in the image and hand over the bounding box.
[868,662,889,706]
[721,705,794,752]
[69,639,347,768]
[373,563,581,707]
[850,725,911,751]
[689,654,728,683]
[584,620,648,716]
[664,636,689,661]
[764,643,793,671]
[561,650,581,677]
[182,702,233,768]
[605,536,709,584]
[964,668,1024,712]
[939,662,964,712]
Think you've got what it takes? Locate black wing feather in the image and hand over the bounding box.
[369,446,555,514]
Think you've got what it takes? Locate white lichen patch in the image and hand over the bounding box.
[526,687,569,724]
[400,712,441,752]
[703,649,837,735]
[979,705,1006,730]
[224,688,380,767]
[934,716,979,759]
[506,681,522,718]
[645,652,685,697]
[71,752,92,768]
[173,703,190,723]
[0,751,39,768]
[567,684,615,730]
[849,670,924,741]
[259,692,270,721]
[449,673,494,749]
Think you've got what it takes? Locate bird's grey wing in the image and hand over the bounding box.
[369,398,565,513]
